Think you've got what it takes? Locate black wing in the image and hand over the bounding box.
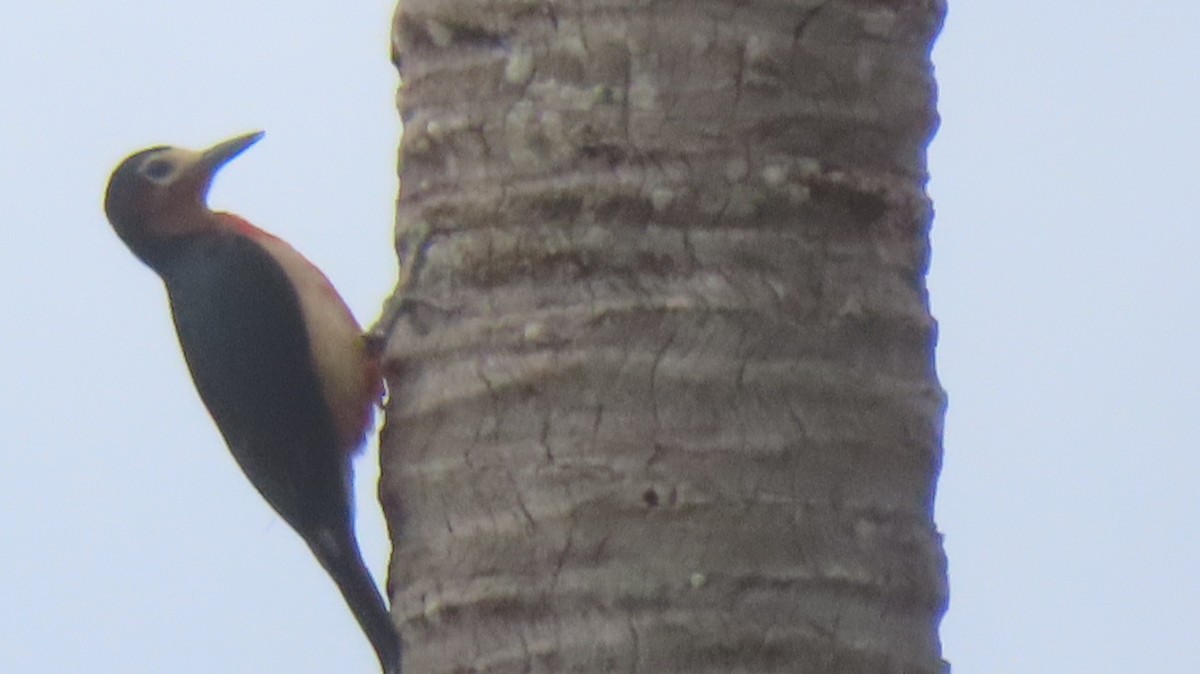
[159,231,350,532]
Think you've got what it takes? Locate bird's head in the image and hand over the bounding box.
[104,131,263,260]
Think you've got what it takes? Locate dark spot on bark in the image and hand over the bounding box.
[810,181,888,225]
[531,194,583,223]
[594,193,653,225]
[636,251,676,275]
[580,142,627,166]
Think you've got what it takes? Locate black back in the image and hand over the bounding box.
[157,231,351,533]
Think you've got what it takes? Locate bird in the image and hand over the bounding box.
[103,131,401,674]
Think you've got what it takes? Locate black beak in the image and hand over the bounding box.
[197,131,264,175]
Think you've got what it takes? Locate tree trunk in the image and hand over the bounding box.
[378,1,947,672]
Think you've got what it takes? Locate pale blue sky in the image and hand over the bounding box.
[2,2,1196,673]
[2,3,398,672]
[931,3,1200,672]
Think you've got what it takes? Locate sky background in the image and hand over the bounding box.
[1,2,1196,673]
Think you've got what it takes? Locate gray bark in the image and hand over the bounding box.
[377,1,947,672]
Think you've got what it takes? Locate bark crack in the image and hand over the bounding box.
[792,2,829,44]
[648,325,680,437]
[627,617,640,674]
[540,412,555,465]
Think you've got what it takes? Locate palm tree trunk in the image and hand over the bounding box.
[378,1,947,672]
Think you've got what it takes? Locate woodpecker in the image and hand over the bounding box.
[104,131,401,674]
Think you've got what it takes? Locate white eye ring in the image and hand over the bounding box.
[141,157,175,182]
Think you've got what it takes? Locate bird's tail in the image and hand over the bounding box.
[308,526,401,674]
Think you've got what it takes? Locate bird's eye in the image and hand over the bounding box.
[142,158,174,180]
